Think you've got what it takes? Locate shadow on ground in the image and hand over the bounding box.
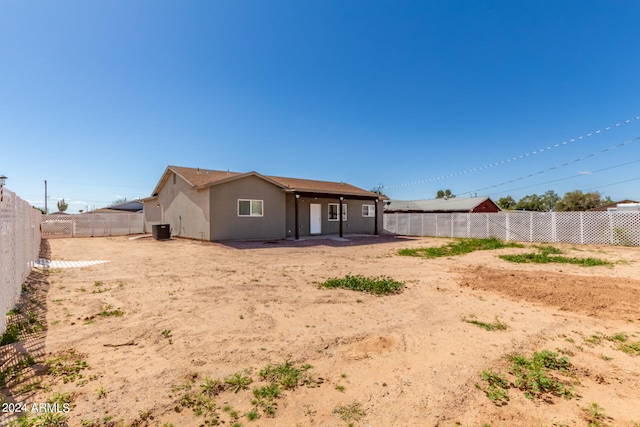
[217,234,417,250]
[0,240,52,426]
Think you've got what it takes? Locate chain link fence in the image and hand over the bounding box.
[0,188,42,334]
[42,213,144,238]
[383,211,640,246]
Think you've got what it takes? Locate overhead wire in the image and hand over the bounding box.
[457,136,640,196]
[383,114,640,189]
[483,158,640,197]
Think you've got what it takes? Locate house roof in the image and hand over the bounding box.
[588,200,640,211]
[151,166,381,199]
[87,208,142,214]
[384,196,499,212]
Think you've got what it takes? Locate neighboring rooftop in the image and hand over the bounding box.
[384,196,500,213]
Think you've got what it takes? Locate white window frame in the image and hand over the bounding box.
[238,199,263,217]
[328,203,347,221]
[362,204,375,217]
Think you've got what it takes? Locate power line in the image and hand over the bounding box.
[384,114,640,189]
[457,136,640,196]
[484,158,640,197]
[585,176,640,192]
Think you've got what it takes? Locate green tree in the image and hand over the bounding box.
[370,186,388,198]
[514,194,545,211]
[497,196,516,210]
[541,190,561,211]
[110,197,128,206]
[57,198,69,213]
[555,190,604,211]
[436,189,455,199]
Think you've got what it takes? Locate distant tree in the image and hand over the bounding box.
[370,186,388,198]
[541,190,561,211]
[514,194,545,211]
[57,199,69,213]
[436,189,455,199]
[497,196,516,210]
[110,197,128,207]
[555,190,604,211]
[33,206,46,214]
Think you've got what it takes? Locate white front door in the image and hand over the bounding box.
[310,203,321,234]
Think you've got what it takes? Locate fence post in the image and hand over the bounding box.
[530,212,533,242]
[609,211,614,245]
[450,214,453,237]
[580,212,585,244]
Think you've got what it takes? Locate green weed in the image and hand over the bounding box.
[45,351,90,384]
[0,315,46,346]
[475,369,509,404]
[398,237,523,258]
[99,304,124,317]
[161,329,173,344]
[478,350,575,403]
[333,401,366,423]
[225,371,253,393]
[508,350,574,399]
[582,402,606,427]
[319,274,404,295]
[500,245,611,266]
[463,315,507,331]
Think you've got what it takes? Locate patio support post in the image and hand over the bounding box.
[295,194,300,240]
[374,199,379,235]
[339,196,344,238]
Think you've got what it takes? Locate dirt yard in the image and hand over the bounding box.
[3,235,640,426]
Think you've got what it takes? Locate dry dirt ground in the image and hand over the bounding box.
[2,235,640,427]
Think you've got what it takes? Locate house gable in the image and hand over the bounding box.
[209,174,287,241]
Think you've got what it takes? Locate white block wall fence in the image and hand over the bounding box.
[42,213,144,238]
[383,211,640,246]
[0,188,42,334]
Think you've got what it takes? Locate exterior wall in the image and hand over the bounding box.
[143,172,211,240]
[286,194,381,237]
[209,175,286,240]
[470,199,501,213]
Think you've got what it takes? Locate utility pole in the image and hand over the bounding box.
[44,180,48,214]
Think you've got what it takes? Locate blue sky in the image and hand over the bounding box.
[2,0,639,213]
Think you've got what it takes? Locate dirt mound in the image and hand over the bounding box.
[460,265,640,321]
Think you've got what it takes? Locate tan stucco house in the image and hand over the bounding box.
[143,166,384,241]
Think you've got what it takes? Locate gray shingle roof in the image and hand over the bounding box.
[384,196,497,212]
